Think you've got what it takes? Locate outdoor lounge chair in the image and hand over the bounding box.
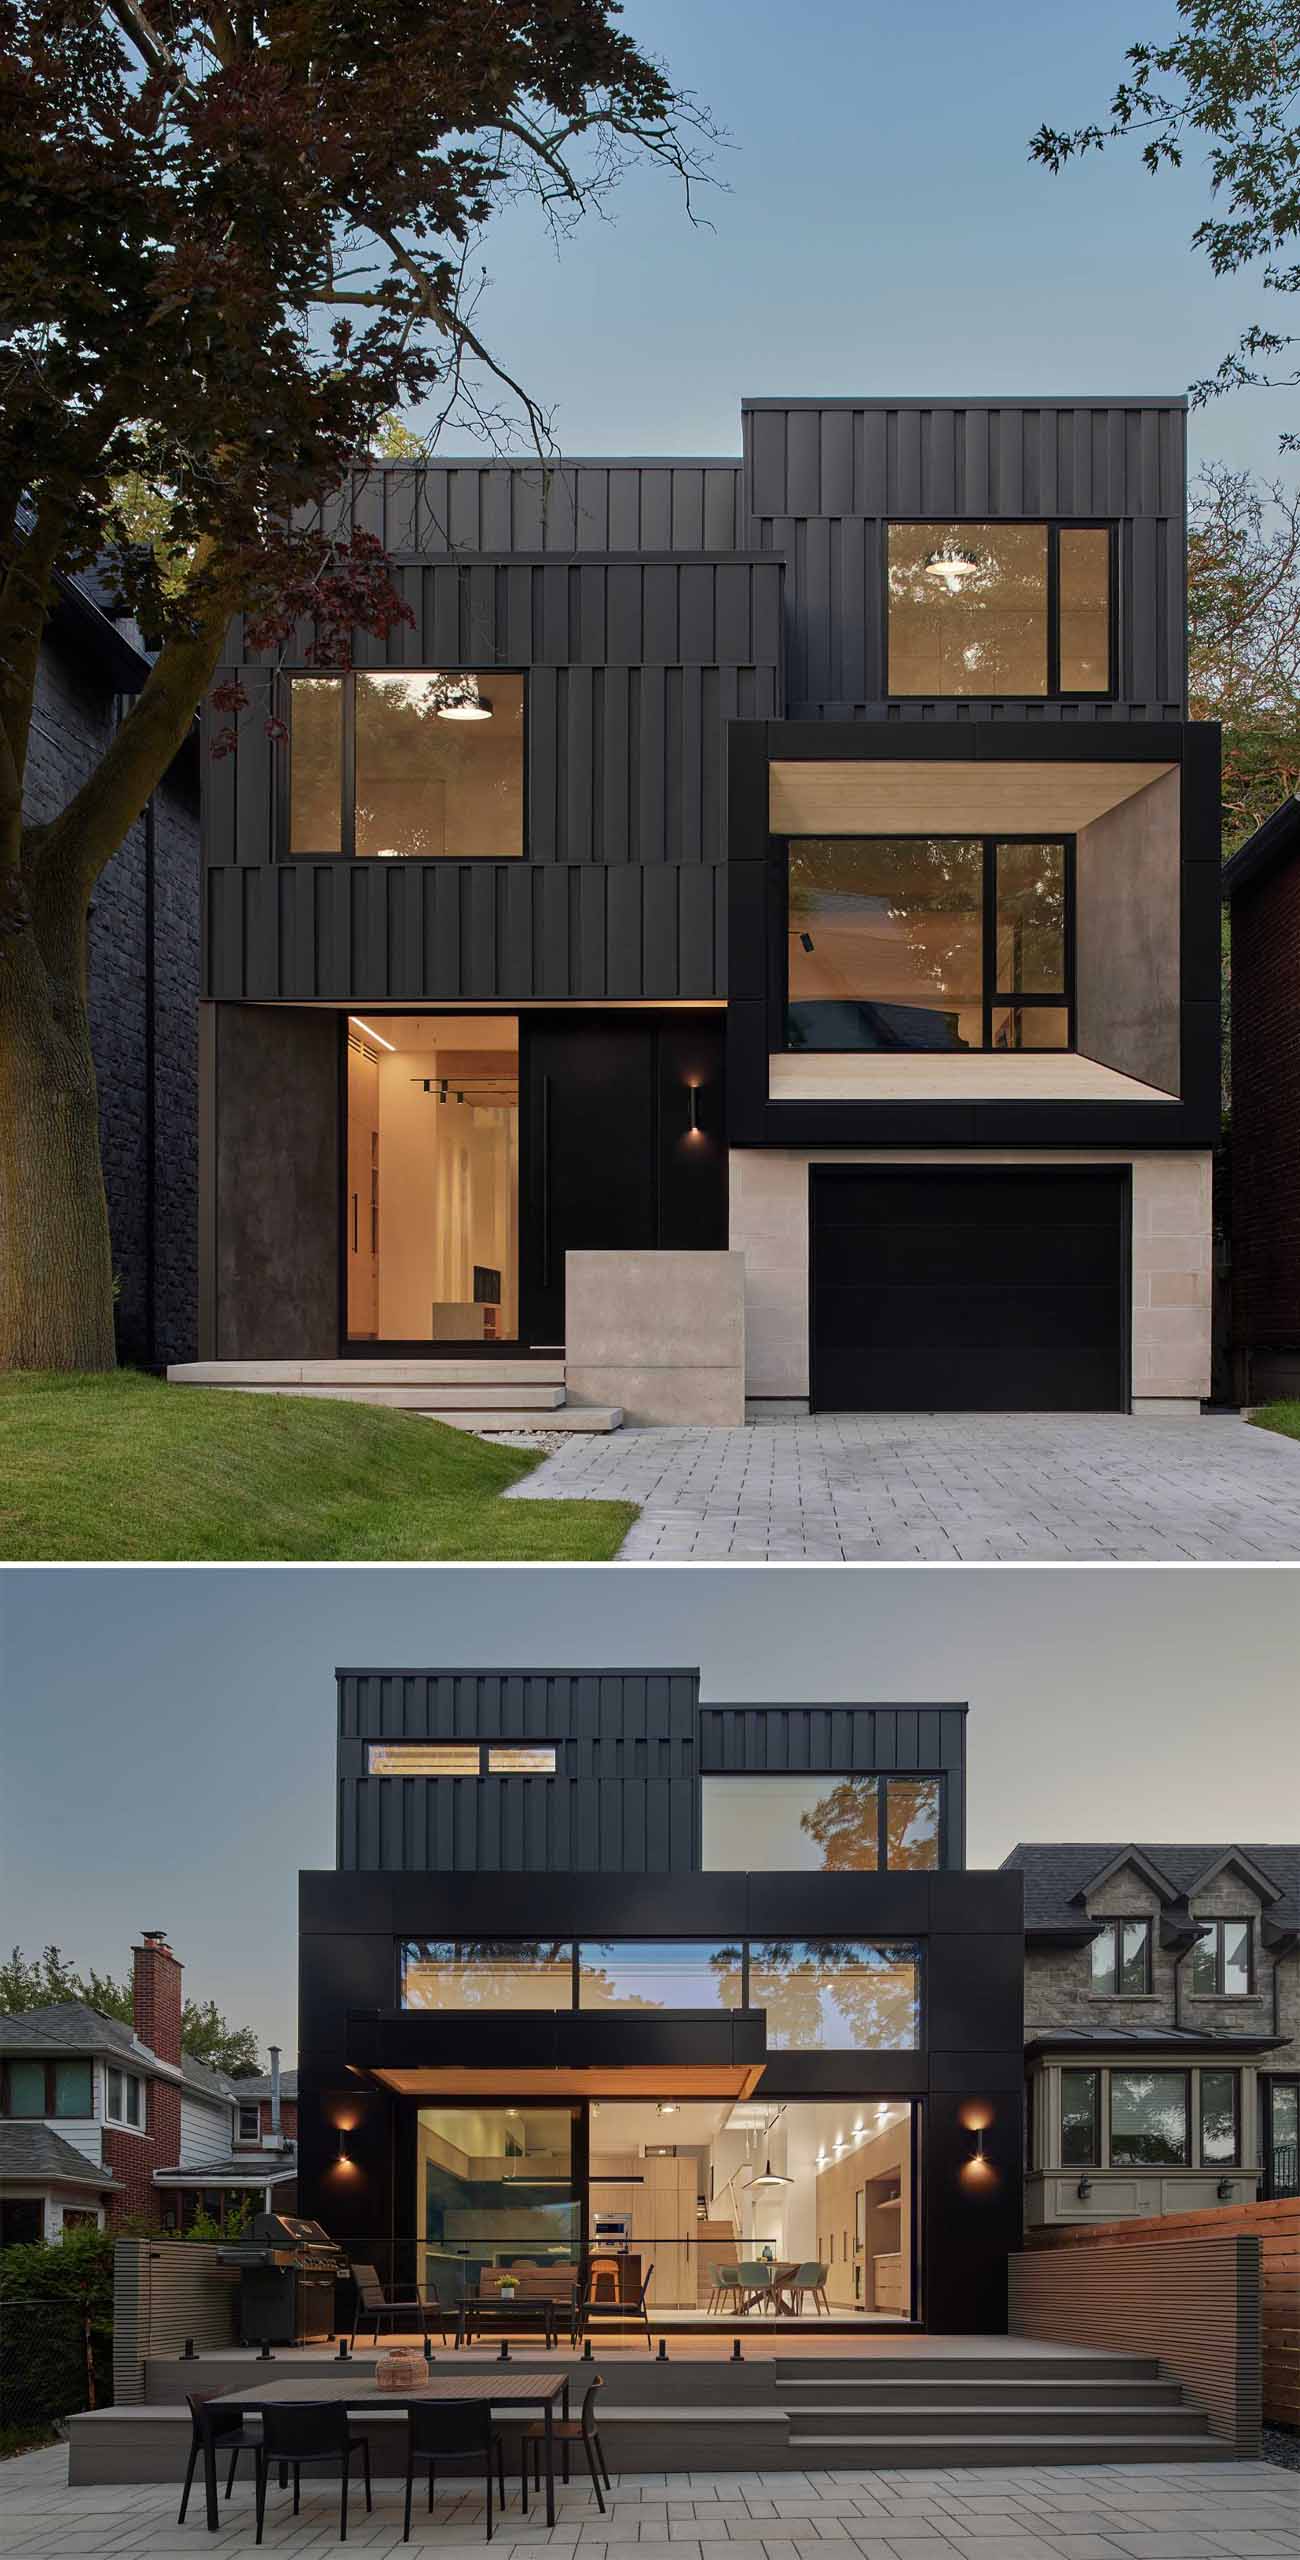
[349,2259,446,2347]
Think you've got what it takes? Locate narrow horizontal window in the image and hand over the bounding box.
[486,1744,556,1773]
[578,1942,742,2010]
[367,1742,480,1776]
[748,1940,922,2051]
[401,1940,573,2010]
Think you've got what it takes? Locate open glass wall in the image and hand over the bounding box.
[416,2104,580,2308]
[346,1014,518,1342]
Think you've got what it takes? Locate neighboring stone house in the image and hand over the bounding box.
[25,561,200,1367]
[1221,797,1300,1402]
[1000,1842,1299,2231]
[0,1931,295,2245]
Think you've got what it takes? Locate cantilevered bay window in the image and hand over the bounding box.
[787,837,1072,1052]
[287,670,524,858]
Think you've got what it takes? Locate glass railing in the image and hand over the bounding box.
[336,2236,897,2322]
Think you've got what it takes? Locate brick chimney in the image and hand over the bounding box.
[133,1929,183,2066]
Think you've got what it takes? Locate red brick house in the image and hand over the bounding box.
[0,1930,295,2244]
[1222,798,1300,1403]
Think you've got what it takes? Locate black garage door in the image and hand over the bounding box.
[810,1167,1128,1413]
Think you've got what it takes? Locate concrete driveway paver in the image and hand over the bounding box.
[502,1414,1300,1561]
[4,2446,1297,2560]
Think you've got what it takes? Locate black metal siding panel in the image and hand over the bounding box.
[304,463,742,557]
[204,861,731,1001]
[741,399,1187,718]
[697,1703,965,1785]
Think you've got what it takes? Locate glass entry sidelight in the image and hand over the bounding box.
[346,1015,519,1342]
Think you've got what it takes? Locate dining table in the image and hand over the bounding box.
[203,2367,571,2535]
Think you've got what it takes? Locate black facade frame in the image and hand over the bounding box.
[882,520,1119,705]
[280,666,531,864]
[727,718,1222,1152]
[807,1160,1134,1419]
[782,833,1076,1056]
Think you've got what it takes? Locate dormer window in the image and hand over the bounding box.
[1190,1918,1252,1997]
[1089,1918,1152,1995]
[886,522,1113,698]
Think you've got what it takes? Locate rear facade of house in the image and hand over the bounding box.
[198,396,1219,1418]
[298,1667,1023,2333]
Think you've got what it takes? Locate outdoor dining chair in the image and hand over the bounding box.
[521,2375,610,2517]
[253,2401,372,2545]
[176,2389,261,2525]
[402,2400,506,2544]
[350,2259,447,2347]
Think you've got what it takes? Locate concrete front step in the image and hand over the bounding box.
[430,1406,623,1434]
[192,1382,568,1411]
[168,1361,566,1386]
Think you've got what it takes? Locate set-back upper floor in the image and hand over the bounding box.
[334,1666,967,1876]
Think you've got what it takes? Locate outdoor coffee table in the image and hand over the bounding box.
[456,2294,563,2350]
[205,2368,570,2535]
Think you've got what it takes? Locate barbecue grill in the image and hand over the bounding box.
[218,2212,347,2345]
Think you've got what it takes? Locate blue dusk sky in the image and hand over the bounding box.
[1,1568,1297,2058]
[401,0,1291,481]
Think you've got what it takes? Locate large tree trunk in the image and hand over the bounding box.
[0,864,116,1370]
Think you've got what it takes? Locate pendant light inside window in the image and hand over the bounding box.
[436,674,493,720]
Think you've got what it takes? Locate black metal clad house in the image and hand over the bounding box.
[198,398,1219,1414]
[299,1670,1024,2334]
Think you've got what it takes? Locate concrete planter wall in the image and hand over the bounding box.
[565,1251,746,1425]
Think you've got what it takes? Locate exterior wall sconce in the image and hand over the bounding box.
[967,2126,986,2165]
[336,2130,351,2163]
[685,1083,702,1136]
[1216,2177,1233,2201]
[1076,2176,1092,2200]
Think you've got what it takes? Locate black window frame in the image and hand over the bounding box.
[367,1739,559,1778]
[1189,1917,1255,1998]
[1088,1917,1154,1997]
[883,518,1119,703]
[700,1769,948,1871]
[280,666,529,862]
[783,835,1076,1056]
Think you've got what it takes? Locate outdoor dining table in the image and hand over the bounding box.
[203,2368,571,2535]
[456,2294,566,2350]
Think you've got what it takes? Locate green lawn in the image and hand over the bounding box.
[1248,1399,1300,1445]
[0,1371,637,1562]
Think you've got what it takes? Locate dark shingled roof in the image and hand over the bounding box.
[1000,1843,1300,1933]
[1221,794,1300,901]
[0,2123,121,2189]
[232,2068,298,2102]
[0,2002,151,2064]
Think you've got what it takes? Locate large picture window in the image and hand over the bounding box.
[886,522,1112,698]
[401,1942,574,2011]
[287,671,524,859]
[577,1943,742,2011]
[1108,2069,1189,2168]
[702,1774,943,1872]
[786,837,1071,1052]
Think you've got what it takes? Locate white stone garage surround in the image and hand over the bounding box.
[729,1150,1214,1413]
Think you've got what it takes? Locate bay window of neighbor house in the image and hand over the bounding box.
[1108,2069,1189,2167]
[786,838,1071,1052]
[1060,2068,1100,2165]
[702,1774,943,1872]
[288,671,524,858]
[886,522,1112,698]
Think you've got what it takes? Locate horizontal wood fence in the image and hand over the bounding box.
[113,2241,239,2406]
[1009,2235,1261,2451]
[1026,2198,1298,2432]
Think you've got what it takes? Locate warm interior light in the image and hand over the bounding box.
[656,2101,679,2117]
[436,675,493,721]
[923,546,982,592]
[350,1016,395,1052]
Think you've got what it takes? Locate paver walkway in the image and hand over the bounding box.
[4,2443,1298,2558]
[504,1414,1300,1561]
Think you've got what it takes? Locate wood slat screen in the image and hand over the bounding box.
[1009,2234,1261,2451]
[112,2239,239,2406]
[1027,2197,1298,2430]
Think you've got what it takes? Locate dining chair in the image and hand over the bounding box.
[253,2402,372,2545]
[177,2390,261,2524]
[520,2375,609,2516]
[402,2399,505,2544]
[790,2260,830,2313]
[350,2259,447,2347]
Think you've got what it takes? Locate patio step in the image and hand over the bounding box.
[428,1406,622,1433]
[786,2378,1186,2409]
[791,2400,1210,2437]
[786,2432,1233,2463]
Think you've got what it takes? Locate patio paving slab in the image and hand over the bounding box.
[502,1414,1300,1562]
[3,2448,1295,2560]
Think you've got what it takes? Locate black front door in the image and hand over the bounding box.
[810,1164,1128,1413]
[520,1015,725,1345]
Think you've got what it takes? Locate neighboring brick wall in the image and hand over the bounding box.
[101,2128,158,2223]
[24,621,199,1366]
[1230,856,1300,1392]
